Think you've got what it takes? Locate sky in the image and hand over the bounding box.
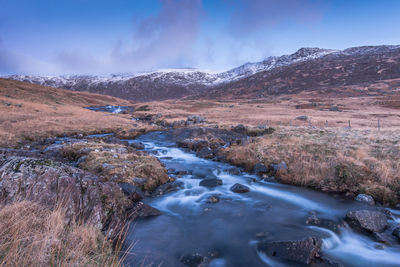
[0,0,400,75]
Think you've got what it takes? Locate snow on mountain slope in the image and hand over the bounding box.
[4,47,338,89]
[4,45,400,101]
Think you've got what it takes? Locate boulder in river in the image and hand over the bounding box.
[372,232,398,245]
[152,181,184,196]
[206,195,220,203]
[196,147,214,159]
[226,167,241,175]
[345,210,388,233]
[129,142,145,150]
[306,212,321,225]
[199,178,223,188]
[392,227,400,241]
[230,183,250,193]
[130,201,161,218]
[180,253,206,267]
[257,237,322,264]
[254,163,268,176]
[193,140,210,151]
[355,194,375,205]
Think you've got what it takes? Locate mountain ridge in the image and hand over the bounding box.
[5,45,400,101]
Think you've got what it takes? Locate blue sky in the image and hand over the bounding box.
[1,0,400,75]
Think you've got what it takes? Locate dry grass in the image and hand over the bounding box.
[220,127,400,205]
[0,78,136,147]
[0,201,125,267]
[136,94,400,130]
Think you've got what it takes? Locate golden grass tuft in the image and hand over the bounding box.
[0,201,124,267]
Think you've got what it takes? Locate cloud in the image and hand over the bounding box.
[1,0,204,75]
[111,0,203,71]
[0,0,330,75]
[227,0,328,37]
[0,40,58,75]
[56,50,103,74]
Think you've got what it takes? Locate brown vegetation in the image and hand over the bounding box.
[134,93,400,130]
[219,127,400,205]
[0,201,123,266]
[0,78,136,147]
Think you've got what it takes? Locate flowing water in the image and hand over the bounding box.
[124,131,400,267]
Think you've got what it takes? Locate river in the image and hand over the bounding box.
[123,131,400,267]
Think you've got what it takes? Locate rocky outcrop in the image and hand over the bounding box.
[257,237,322,264]
[345,210,388,233]
[119,183,144,202]
[0,156,151,238]
[60,141,169,191]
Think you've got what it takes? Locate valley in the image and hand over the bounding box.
[1,45,400,267]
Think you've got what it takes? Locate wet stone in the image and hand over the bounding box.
[392,227,400,241]
[254,163,268,175]
[345,210,388,233]
[206,195,220,203]
[355,194,375,205]
[257,237,322,264]
[230,183,250,193]
[199,178,223,188]
[180,253,206,267]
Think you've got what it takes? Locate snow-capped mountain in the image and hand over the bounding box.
[7,47,337,89]
[5,45,400,101]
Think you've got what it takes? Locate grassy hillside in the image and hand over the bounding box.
[0,78,135,147]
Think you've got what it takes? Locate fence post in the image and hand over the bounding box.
[348,120,351,128]
[378,119,380,131]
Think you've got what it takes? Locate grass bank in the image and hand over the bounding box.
[220,126,400,205]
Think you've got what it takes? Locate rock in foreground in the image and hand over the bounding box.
[0,156,135,238]
[257,237,322,264]
[345,210,387,233]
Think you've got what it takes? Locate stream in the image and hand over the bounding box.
[123,131,400,267]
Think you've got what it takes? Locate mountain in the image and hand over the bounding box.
[203,45,400,99]
[5,45,400,101]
